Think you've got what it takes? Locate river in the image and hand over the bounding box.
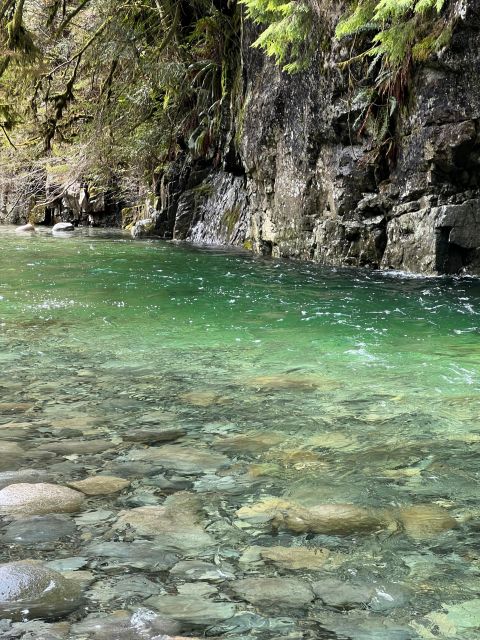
[0,226,479,639]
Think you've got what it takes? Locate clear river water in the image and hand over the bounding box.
[0,226,479,640]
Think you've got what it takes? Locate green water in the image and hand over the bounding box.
[0,226,479,639]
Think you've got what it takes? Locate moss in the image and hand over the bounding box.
[221,204,241,238]
[243,239,253,251]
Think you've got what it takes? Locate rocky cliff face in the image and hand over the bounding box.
[136,0,480,275]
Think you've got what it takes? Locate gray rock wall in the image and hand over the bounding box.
[161,0,480,275]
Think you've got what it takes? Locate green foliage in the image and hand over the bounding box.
[336,0,451,153]
[240,0,313,73]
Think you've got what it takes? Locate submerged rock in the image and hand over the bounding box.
[1,515,77,544]
[85,541,177,571]
[398,505,458,540]
[71,609,182,639]
[170,560,236,582]
[145,593,236,627]
[67,475,130,495]
[112,492,215,553]
[0,560,83,621]
[231,577,314,609]
[126,445,229,474]
[123,427,186,444]
[256,545,332,571]
[0,483,85,516]
[36,439,116,456]
[0,469,51,490]
[246,374,338,392]
[236,497,385,535]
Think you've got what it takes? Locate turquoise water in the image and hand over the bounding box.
[0,226,479,639]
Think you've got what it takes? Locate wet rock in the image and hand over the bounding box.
[170,560,236,582]
[15,223,36,233]
[85,541,177,572]
[312,579,374,609]
[126,445,229,474]
[0,402,34,415]
[146,593,236,627]
[67,475,130,495]
[143,473,193,492]
[0,560,83,621]
[231,577,314,609]
[52,222,74,233]
[112,492,215,553]
[209,612,297,636]
[0,442,24,471]
[0,483,85,516]
[123,427,186,444]
[1,515,77,544]
[398,505,458,540]
[246,374,338,392]
[213,432,284,455]
[254,545,332,571]
[8,620,71,640]
[0,469,51,490]
[314,609,413,640]
[70,609,182,639]
[87,575,163,604]
[180,391,231,406]
[411,598,480,638]
[36,439,116,456]
[236,498,385,535]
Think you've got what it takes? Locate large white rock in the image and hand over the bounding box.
[0,483,85,516]
[52,222,75,234]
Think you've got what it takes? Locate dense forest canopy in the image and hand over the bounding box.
[0,0,451,213]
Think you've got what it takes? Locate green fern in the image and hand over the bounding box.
[240,0,313,73]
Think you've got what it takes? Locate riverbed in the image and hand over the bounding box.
[0,226,479,639]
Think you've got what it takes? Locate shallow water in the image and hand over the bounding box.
[0,226,479,639]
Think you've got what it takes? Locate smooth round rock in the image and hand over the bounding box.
[0,483,85,516]
[52,222,74,233]
[0,561,83,621]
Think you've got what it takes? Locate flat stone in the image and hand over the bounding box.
[87,575,163,604]
[67,475,130,495]
[1,515,77,544]
[123,428,186,444]
[246,374,338,392]
[70,609,182,639]
[85,541,177,571]
[126,445,229,474]
[0,560,83,621]
[312,579,374,609]
[258,546,332,570]
[112,493,215,554]
[180,391,231,406]
[0,402,34,415]
[36,439,115,456]
[231,577,314,609]
[146,594,236,627]
[398,505,458,540]
[170,560,236,582]
[213,432,284,454]
[0,483,85,516]
[0,469,51,490]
